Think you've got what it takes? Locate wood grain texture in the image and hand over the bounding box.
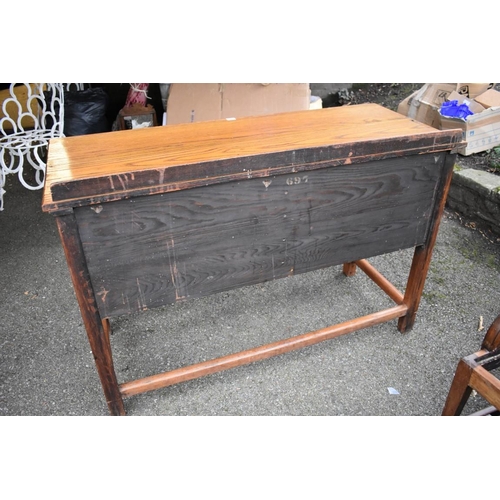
[441,358,474,415]
[55,214,125,415]
[397,153,455,333]
[470,366,500,410]
[482,313,500,351]
[43,102,462,415]
[75,153,444,318]
[442,314,500,415]
[42,104,464,212]
[442,348,500,415]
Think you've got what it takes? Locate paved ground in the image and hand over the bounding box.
[1,172,499,416]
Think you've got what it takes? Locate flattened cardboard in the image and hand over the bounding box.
[166,84,220,124]
[166,83,311,125]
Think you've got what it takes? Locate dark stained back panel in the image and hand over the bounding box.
[75,153,445,318]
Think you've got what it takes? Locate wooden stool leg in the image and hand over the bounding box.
[343,262,357,277]
[56,213,125,416]
[442,359,473,416]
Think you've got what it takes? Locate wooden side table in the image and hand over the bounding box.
[42,104,464,415]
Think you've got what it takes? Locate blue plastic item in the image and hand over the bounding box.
[440,100,474,120]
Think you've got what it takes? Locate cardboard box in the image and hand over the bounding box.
[474,89,500,109]
[397,83,455,128]
[396,89,418,116]
[166,83,311,125]
[446,91,485,114]
[456,83,496,99]
[438,89,500,155]
[439,109,500,155]
[398,83,500,155]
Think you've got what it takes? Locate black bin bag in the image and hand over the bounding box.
[64,87,110,136]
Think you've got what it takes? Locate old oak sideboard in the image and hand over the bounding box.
[42,103,463,415]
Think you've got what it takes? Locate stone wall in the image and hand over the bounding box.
[447,169,500,236]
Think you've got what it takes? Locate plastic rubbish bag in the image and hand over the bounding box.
[63,87,110,136]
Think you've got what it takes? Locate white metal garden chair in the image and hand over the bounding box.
[0,83,82,211]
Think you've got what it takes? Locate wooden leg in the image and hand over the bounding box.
[469,365,500,411]
[481,314,500,351]
[398,153,456,333]
[102,318,111,337]
[343,262,357,277]
[442,359,473,416]
[56,213,125,416]
[398,243,433,332]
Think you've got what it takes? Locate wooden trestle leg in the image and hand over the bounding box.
[398,153,456,333]
[56,213,125,416]
[343,262,357,277]
[102,318,111,337]
[343,154,456,334]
